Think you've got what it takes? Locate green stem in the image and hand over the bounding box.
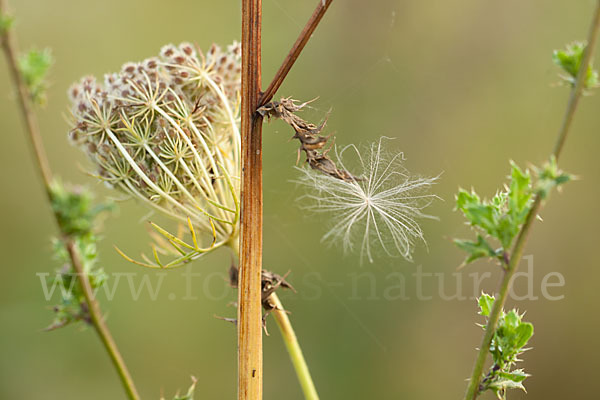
[553,0,600,161]
[267,293,320,400]
[228,243,320,400]
[463,2,600,399]
[0,2,140,398]
[66,240,140,400]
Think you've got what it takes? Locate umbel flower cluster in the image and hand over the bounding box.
[68,42,241,267]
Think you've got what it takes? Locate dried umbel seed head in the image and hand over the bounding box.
[67,42,242,267]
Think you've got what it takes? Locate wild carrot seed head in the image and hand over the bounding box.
[68,42,242,252]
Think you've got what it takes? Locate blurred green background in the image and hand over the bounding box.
[1,0,599,398]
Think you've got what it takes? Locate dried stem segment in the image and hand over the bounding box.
[258,98,355,181]
[239,0,264,398]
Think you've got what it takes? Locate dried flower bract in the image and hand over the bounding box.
[258,97,356,181]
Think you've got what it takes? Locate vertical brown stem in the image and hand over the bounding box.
[239,0,264,399]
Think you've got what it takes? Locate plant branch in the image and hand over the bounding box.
[0,2,139,399]
[259,0,333,107]
[239,0,264,399]
[553,0,600,160]
[0,0,52,190]
[65,240,140,400]
[463,2,600,399]
[267,293,320,400]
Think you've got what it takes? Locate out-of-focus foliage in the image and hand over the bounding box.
[44,181,112,331]
[553,41,599,89]
[18,48,53,105]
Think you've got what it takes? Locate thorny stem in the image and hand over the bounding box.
[267,293,320,400]
[259,0,333,107]
[239,0,264,399]
[463,2,600,399]
[0,2,140,399]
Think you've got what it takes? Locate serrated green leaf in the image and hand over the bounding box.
[454,163,533,254]
[454,235,498,264]
[508,162,531,218]
[455,189,480,212]
[488,377,526,392]
[535,156,573,199]
[478,301,533,398]
[504,310,521,331]
[46,180,112,331]
[50,180,114,236]
[513,322,534,349]
[553,41,599,89]
[478,293,495,317]
[498,369,529,383]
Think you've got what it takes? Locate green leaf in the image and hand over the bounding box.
[454,235,498,265]
[504,310,521,331]
[513,322,534,349]
[508,162,531,219]
[455,189,480,212]
[478,293,495,317]
[50,180,114,236]
[45,180,112,331]
[498,369,529,383]
[535,156,572,199]
[454,163,533,258]
[476,299,533,398]
[488,377,526,392]
[456,189,501,237]
[553,41,599,89]
[18,48,53,105]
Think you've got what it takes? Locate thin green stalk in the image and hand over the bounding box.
[0,2,140,398]
[267,293,320,400]
[228,243,320,400]
[463,2,600,399]
[65,240,140,400]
